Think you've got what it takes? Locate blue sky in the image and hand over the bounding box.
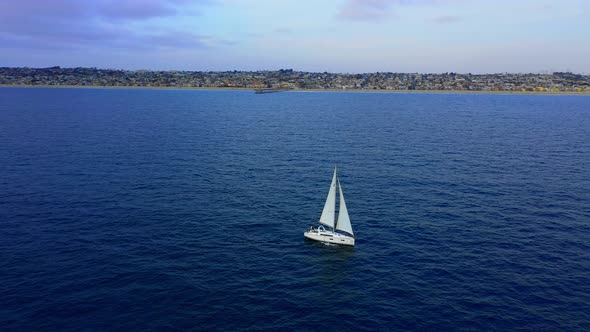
[1,0,589,73]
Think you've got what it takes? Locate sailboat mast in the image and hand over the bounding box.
[332,164,340,233]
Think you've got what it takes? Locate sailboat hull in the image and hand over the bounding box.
[304,229,355,246]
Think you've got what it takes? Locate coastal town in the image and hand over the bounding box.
[1,67,589,93]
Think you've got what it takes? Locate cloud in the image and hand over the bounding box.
[337,0,393,21]
[336,0,447,21]
[95,0,187,21]
[0,0,202,22]
[0,0,216,52]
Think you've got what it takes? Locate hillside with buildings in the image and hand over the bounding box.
[1,67,589,92]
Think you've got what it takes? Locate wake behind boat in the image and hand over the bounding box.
[304,166,355,246]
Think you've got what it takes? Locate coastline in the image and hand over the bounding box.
[293,88,590,96]
[1,84,589,96]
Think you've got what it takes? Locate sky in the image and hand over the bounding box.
[0,0,589,73]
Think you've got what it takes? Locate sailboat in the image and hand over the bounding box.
[304,166,355,246]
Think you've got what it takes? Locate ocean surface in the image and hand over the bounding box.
[1,87,589,331]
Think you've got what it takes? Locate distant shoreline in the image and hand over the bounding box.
[1,84,589,96]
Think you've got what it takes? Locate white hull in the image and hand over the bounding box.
[304,228,355,246]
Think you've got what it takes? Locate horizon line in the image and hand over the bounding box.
[2,66,588,76]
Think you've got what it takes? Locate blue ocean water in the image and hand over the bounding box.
[1,87,589,331]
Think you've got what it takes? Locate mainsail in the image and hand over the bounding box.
[319,167,337,228]
[336,181,353,236]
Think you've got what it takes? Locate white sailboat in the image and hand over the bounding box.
[304,166,355,246]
